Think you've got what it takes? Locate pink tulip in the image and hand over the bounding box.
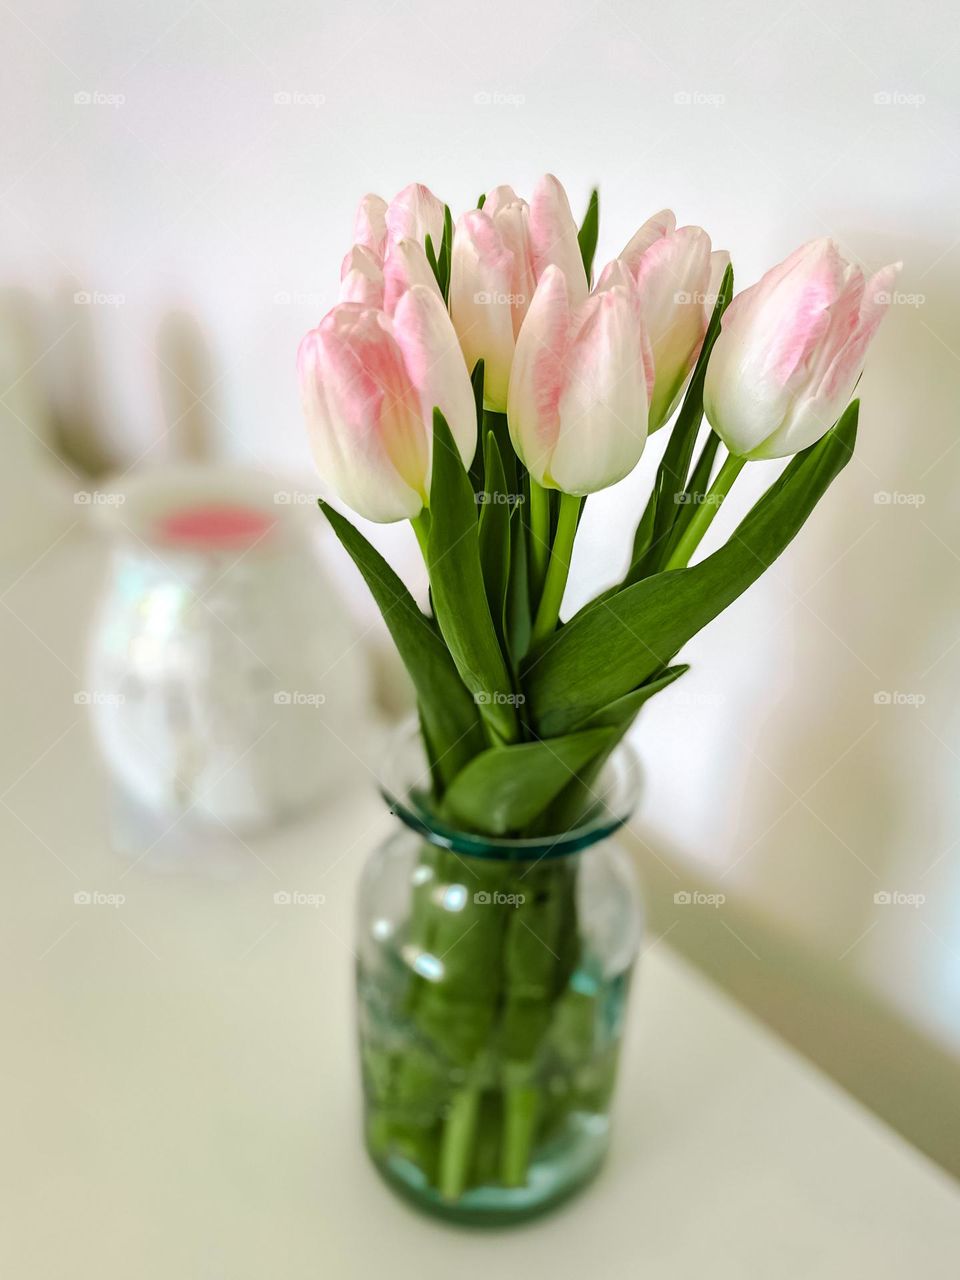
[506,266,651,495]
[340,183,446,315]
[599,211,727,431]
[450,175,588,411]
[298,286,475,522]
[704,239,901,458]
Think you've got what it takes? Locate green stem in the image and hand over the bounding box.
[411,508,431,561]
[501,1078,539,1187]
[531,492,581,647]
[528,479,551,600]
[662,452,745,571]
[438,1085,480,1201]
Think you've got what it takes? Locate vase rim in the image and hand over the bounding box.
[378,718,642,859]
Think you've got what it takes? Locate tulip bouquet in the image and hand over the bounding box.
[298,177,898,1207]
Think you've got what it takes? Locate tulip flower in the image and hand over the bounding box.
[340,183,447,314]
[450,176,589,411]
[507,265,651,642]
[704,238,900,460]
[599,211,728,431]
[298,286,475,523]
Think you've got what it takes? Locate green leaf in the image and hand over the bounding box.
[467,360,486,495]
[478,431,511,652]
[626,262,734,585]
[439,203,453,302]
[545,665,689,830]
[666,428,722,555]
[477,192,486,210]
[571,664,689,730]
[577,188,599,283]
[317,501,484,786]
[427,409,519,743]
[525,403,859,736]
[505,497,532,669]
[424,233,442,295]
[442,729,616,835]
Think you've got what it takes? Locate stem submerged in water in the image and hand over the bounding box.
[439,1085,480,1201]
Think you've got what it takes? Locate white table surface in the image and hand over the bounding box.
[2,529,960,1278]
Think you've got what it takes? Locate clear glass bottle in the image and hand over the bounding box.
[356,727,643,1224]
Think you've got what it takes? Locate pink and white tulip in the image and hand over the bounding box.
[298,286,476,522]
[506,265,651,495]
[340,183,446,316]
[599,211,728,431]
[703,239,901,459]
[450,176,589,412]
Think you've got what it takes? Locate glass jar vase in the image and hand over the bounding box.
[356,728,643,1224]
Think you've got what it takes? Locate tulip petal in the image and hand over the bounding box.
[506,265,572,486]
[298,305,426,522]
[382,238,443,314]
[619,209,676,274]
[449,209,518,410]
[551,286,649,494]
[340,245,385,308]
[353,195,388,259]
[392,285,477,474]
[529,174,589,306]
[633,226,713,430]
[386,182,445,254]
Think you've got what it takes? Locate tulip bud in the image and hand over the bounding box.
[703,239,901,459]
[602,214,724,431]
[384,182,446,255]
[353,194,388,258]
[298,287,475,522]
[340,245,384,308]
[450,175,587,412]
[507,266,650,495]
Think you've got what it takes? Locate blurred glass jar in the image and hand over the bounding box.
[86,466,369,848]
